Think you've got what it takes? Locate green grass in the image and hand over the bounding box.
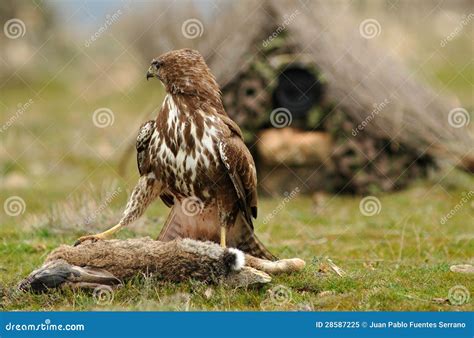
[1,174,473,311]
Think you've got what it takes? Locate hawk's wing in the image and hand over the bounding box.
[218,115,258,225]
[136,120,155,176]
[136,120,173,208]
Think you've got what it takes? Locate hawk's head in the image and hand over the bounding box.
[146,49,220,100]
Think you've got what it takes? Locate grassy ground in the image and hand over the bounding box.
[1,170,473,311]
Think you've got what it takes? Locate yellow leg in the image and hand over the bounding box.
[74,223,123,246]
[220,226,226,248]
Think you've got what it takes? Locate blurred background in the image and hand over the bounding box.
[0,0,473,311]
[1,0,473,224]
[0,0,472,233]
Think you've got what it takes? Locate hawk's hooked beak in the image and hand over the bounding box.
[146,67,154,81]
[146,59,161,81]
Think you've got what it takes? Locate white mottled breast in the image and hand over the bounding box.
[150,95,222,197]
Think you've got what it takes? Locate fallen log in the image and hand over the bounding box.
[18,238,305,292]
[256,128,333,167]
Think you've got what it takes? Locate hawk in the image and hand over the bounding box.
[76,49,275,260]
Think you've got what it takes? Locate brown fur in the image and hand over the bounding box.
[19,238,304,292]
[47,238,235,283]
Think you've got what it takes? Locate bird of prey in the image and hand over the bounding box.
[76,48,275,260]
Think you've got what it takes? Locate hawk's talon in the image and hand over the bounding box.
[220,226,226,248]
[74,235,104,247]
[74,224,124,246]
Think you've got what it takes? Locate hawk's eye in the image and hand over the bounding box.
[151,60,161,69]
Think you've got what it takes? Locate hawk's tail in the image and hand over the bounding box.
[233,214,277,261]
[236,231,277,261]
[157,206,277,261]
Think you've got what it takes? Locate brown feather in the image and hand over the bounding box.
[145,49,274,260]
